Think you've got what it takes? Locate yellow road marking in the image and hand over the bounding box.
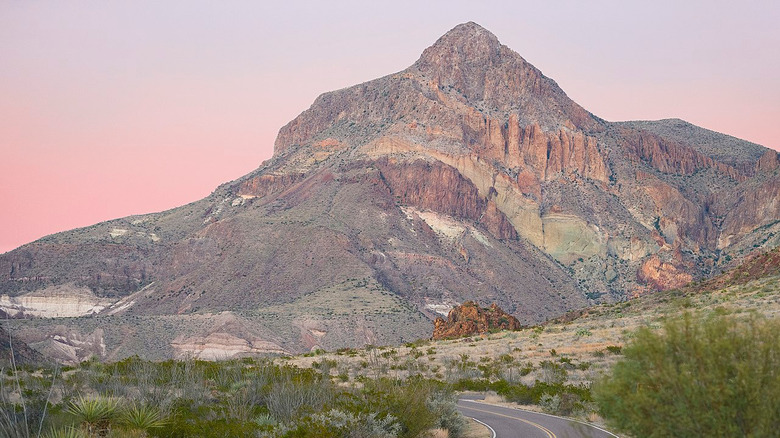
[460,404,556,438]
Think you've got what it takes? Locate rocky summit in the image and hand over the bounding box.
[2,22,779,362]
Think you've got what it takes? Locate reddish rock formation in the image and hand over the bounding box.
[375,158,517,240]
[637,255,693,291]
[433,301,522,340]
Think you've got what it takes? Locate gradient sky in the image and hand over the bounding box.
[2,1,779,254]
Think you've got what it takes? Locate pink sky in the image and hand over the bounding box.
[2,1,779,254]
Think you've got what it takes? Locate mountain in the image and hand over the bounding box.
[2,22,779,362]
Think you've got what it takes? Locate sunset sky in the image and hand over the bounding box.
[2,1,779,254]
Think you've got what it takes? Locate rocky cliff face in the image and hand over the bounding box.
[618,127,744,180]
[433,301,522,340]
[374,158,517,240]
[2,22,779,361]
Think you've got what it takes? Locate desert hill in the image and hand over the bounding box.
[2,22,779,362]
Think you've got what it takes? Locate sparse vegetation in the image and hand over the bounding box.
[0,357,465,438]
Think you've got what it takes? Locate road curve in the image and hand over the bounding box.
[457,399,619,438]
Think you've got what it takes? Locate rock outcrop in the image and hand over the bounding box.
[433,301,522,340]
[171,332,287,360]
[637,255,693,292]
[0,284,113,318]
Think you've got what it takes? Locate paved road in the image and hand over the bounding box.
[457,398,619,438]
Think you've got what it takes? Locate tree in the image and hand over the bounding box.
[594,312,780,437]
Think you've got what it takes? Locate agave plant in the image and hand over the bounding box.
[66,396,119,437]
[119,403,167,437]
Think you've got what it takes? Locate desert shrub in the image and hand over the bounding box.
[575,328,592,337]
[594,312,780,437]
[266,372,334,423]
[538,361,567,385]
[450,378,492,393]
[538,393,560,414]
[538,391,581,416]
[276,409,401,438]
[357,377,442,438]
[150,400,259,438]
[425,390,465,438]
[518,362,534,376]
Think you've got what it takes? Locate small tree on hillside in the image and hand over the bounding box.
[594,312,780,437]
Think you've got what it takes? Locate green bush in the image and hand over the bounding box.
[594,313,780,437]
[358,377,439,437]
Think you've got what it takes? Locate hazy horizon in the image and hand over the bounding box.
[2,0,779,254]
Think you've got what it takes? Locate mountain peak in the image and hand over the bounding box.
[436,21,500,50]
[409,22,597,130]
[415,22,502,71]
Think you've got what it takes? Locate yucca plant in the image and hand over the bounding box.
[67,396,119,437]
[119,403,166,437]
[253,413,276,428]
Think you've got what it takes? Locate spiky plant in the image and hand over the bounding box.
[119,403,166,437]
[66,396,119,437]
